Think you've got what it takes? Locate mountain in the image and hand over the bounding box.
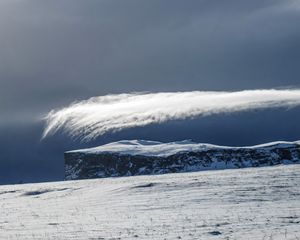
[64,140,300,180]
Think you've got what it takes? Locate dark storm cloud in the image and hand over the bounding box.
[1,0,300,119]
[0,0,299,184]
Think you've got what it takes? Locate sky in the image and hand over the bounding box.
[0,0,300,184]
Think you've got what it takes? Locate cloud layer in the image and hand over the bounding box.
[42,89,300,141]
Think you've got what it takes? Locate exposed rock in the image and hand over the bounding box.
[64,140,300,180]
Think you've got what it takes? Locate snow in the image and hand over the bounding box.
[1,164,300,239]
[66,139,300,157]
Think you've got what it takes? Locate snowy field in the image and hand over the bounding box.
[1,165,300,240]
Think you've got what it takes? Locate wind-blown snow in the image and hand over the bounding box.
[1,165,299,239]
[67,139,300,157]
[42,89,300,141]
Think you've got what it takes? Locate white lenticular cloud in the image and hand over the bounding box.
[42,89,300,141]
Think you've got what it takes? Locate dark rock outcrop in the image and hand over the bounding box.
[64,140,300,180]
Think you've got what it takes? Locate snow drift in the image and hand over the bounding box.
[1,165,300,239]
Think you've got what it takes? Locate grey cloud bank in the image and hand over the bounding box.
[1,0,300,119]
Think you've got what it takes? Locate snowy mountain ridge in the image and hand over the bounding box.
[66,139,300,157]
[65,140,300,180]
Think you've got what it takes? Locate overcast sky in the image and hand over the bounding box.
[0,0,300,184]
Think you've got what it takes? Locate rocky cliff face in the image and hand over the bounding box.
[64,140,300,180]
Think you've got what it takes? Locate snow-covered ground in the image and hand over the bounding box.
[1,164,300,240]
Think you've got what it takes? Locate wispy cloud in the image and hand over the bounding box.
[42,89,300,141]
